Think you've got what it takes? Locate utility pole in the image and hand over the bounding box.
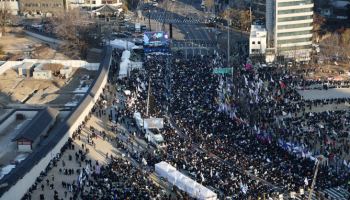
[249,4,252,24]
[148,9,151,31]
[308,157,322,200]
[227,19,231,67]
[162,0,169,31]
[146,77,151,117]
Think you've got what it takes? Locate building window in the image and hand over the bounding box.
[277,30,312,37]
[252,41,255,44]
[278,0,312,7]
[278,15,312,22]
[258,41,261,44]
[278,23,312,30]
[278,8,313,15]
[278,44,312,51]
[278,38,312,45]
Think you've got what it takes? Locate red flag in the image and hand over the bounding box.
[279,81,286,89]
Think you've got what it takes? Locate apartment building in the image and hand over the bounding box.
[0,0,19,15]
[266,0,314,61]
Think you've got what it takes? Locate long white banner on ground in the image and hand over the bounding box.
[155,161,217,200]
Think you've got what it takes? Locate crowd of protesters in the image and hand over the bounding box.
[22,49,350,200]
[21,50,172,200]
[119,52,350,199]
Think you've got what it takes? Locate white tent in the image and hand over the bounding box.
[155,162,217,200]
[110,39,135,50]
[155,162,176,177]
[121,50,131,61]
[118,59,130,79]
[197,184,217,200]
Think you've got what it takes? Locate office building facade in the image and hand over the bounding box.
[266,0,314,61]
[19,0,69,15]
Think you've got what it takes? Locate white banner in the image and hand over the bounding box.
[143,118,164,129]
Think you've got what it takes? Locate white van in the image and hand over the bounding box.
[145,129,166,148]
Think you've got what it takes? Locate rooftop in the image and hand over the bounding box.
[12,107,59,142]
[250,25,267,38]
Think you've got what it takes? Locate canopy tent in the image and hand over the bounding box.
[118,50,143,79]
[110,39,136,50]
[155,162,217,200]
[118,59,130,79]
[121,50,131,61]
[155,161,176,178]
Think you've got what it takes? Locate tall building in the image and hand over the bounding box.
[266,0,314,61]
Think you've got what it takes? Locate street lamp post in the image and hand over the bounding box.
[227,19,231,67]
[148,9,151,31]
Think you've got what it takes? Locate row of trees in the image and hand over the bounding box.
[49,9,105,59]
[220,7,251,31]
[319,28,350,63]
[0,2,11,35]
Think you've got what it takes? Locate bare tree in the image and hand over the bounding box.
[204,0,215,13]
[0,1,11,35]
[313,14,326,43]
[340,29,350,63]
[50,8,90,58]
[320,33,341,63]
[221,8,252,31]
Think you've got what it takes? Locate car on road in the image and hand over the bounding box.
[111,32,129,38]
[132,38,144,45]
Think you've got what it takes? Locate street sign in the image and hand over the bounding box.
[213,68,233,75]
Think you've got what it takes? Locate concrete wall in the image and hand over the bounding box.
[0,111,38,134]
[0,61,22,75]
[24,30,62,46]
[18,144,31,152]
[0,47,112,200]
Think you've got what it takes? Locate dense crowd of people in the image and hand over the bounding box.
[21,48,350,200]
[121,53,350,199]
[21,50,172,200]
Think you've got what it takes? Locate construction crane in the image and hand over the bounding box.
[308,156,323,200]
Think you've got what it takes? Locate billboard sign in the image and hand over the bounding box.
[213,68,233,75]
[143,31,169,47]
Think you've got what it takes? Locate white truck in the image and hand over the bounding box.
[133,112,143,130]
[145,129,166,149]
[135,23,141,33]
